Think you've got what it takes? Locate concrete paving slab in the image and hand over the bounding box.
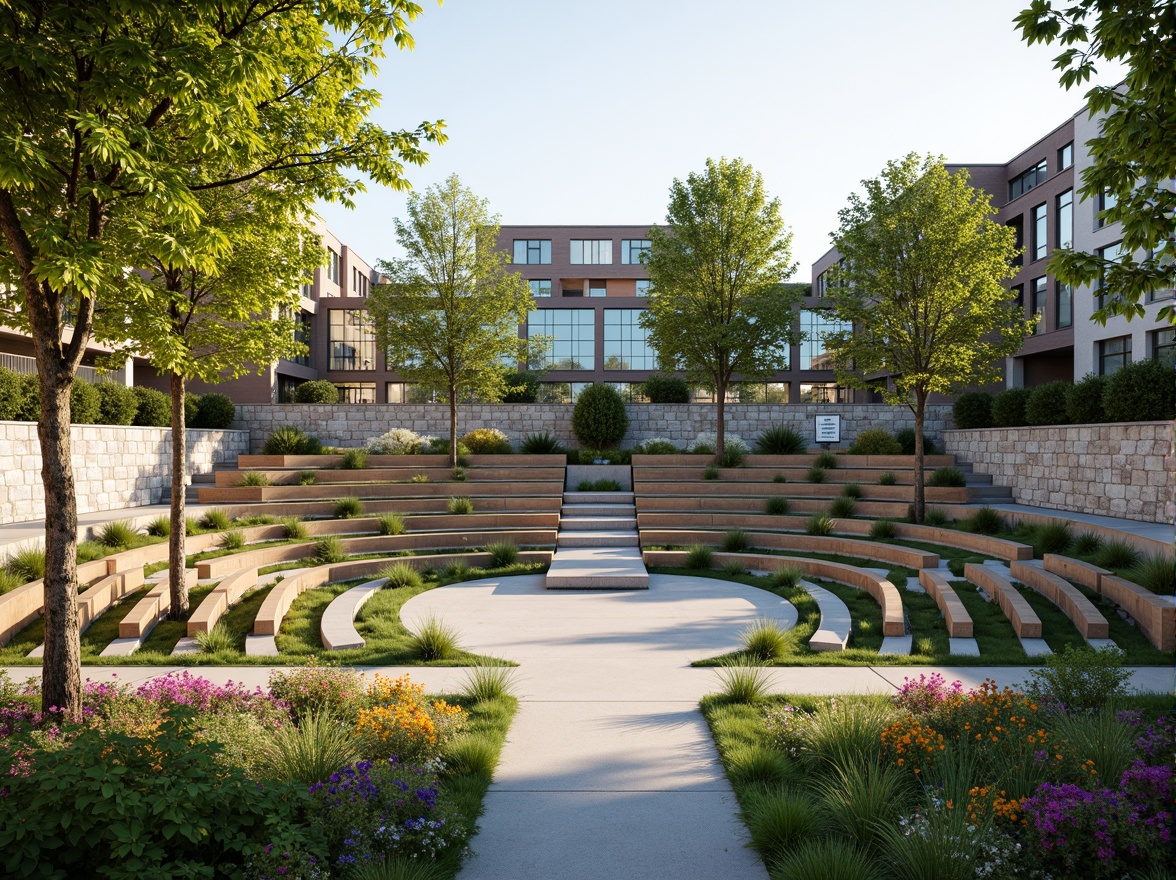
[1087,637,1119,650]
[99,637,142,657]
[949,637,981,656]
[905,576,926,593]
[546,545,649,589]
[245,634,278,656]
[171,637,201,655]
[1020,637,1053,656]
[879,634,913,655]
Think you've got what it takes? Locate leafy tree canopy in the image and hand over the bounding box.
[1016,0,1176,324]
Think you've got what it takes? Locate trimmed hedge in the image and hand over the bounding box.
[96,381,138,426]
[643,374,690,404]
[293,379,339,404]
[190,392,236,429]
[1065,373,1107,424]
[848,428,901,455]
[70,380,101,424]
[990,387,1030,427]
[1103,359,1176,422]
[132,386,172,427]
[1025,381,1070,426]
[952,391,993,429]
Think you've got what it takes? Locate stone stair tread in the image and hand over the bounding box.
[557,533,640,547]
[562,492,635,504]
[560,517,637,531]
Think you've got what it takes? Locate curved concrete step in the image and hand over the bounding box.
[321,578,385,650]
[802,580,851,652]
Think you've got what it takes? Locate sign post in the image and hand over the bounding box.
[814,414,841,448]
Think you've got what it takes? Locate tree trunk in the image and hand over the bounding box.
[37,364,81,718]
[913,393,927,524]
[168,373,189,619]
[714,377,727,466]
[448,386,458,468]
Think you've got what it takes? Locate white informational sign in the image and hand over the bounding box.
[814,414,841,444]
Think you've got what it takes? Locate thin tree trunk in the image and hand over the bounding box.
[714,377,727,466]
[37,364,81,717]
[168,373,189,619]
[448,386,458,468]
[913,394,927,524]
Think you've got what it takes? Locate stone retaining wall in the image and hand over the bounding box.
[0,422,250,525]
[232,403,954,452]
[943,421,1173,525]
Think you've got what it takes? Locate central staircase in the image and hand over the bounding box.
[544,489,649,589]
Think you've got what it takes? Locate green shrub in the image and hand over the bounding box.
[643,374,690,403]
[69,378,100,423]
[279,516,307,540]
[721,529,749,552]
[0,367,28,421]
[501,369,540,403]
[765,496,789,516]
[96,520,139,549]
[184,392,201,427]
[771,566,804,590]
[262,426,319,455]
[684,544,714,570]
[293,379,339,404]
[814,450,838,469]
[130,386,171,427]
[923,508,949,526]
[340,448,368,469]
[200,509,231,530]
[235,470,270,487]
[1073,531,1102,555]
[94,381,138,425]
[448,496,474,515]
[990,387,1030,427]
[714,657,771,703]
[1125,553,1175,594]
[841,483,862,498]
[519,431,562,454]
[1095,539,1140,570]
[1103,358,1176,422]
[633,438,678,455]
[312,536,346,564]
[460,427,512,454]
[262,710,361,785]
[333,497,363,519]
[927,466,966,487]
[878,472,897,485]
[1026,644,1130,711]
[772,472,786,483]
[268,666,364,722]
[895,427,938,454]
[806,467,826,483]
[742,618,789,660]
[1065,373,1108,424]
[966,506,1005,535]
[144,516,171,538]
[409,473,429,483]
[806,514,835,536]
[190,392,235,429]
[298,470,316,485]
[219,529,245,551]
[755,425,806,455]
[486,541,519,567]
[848,428,901,455]
[1025,380,1071,426]
[952,391,994,429]
[829,496,856,518]
[4,544,46,582]
[1036,519,1072,554]
[571,383,629,449]
[410,613,461,661]
[380,562,423,590]
[378,513,407,536]
[869,519,897,539]
[702,465,720,480]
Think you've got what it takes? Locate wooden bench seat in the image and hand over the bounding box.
[638,529,938,570]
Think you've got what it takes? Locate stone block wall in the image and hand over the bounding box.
[0,422,250,525]
[944,421,1174,524]
[232,403,954,452]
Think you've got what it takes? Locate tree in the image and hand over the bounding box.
[0,0,444,716]
[641,158,800,462]
[825,155,1028,522]
[102,184,320,619]
[370,175,531,467]
[1016,1,1176,324]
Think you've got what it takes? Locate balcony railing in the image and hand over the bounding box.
[0,352,127,385]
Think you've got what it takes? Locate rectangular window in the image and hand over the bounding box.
[334,382,375,404]
[1056,281,1072,329]
[1032,203,1048,261]
[603,309,655,370]
[1152,328,1176,366]
[799,309,850,370]
[588,280,607,298]
[538,382,591,403]
[800,383,851,403]
[327,248,340,284]
[527,309,595,370]
[290,312,312,366]
[621,239,651,264]
[328,309,376,371]
[1058,142,1073,170]
[529,279,552,298]
[1097,190,1118,228]
[735,382,790,404]
[1030,277,1047,333]
[816,271,828,297]
[1008,160,1048,201]
[1056,189,1073,250]
[1097,241,1124,308]
[385,382,404,404]
[569,239,613,264]
[1098,336,1131,376]
[513,239,552,265]
[635,280,650,297]
[1007,217,1024,267]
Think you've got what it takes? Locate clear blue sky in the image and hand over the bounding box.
[316,0,1123,278]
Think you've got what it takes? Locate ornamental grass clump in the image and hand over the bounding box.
[714,658,772,704]
[278,515,307,540]
[519,431,562,454]
[878,471,897,486]
[486,541,519,567]
[772,838,876,880]
[193,622,237,655]
[742,619,789,660]
[765,496,789,516]
[829,496,856,518]
[380,562,423,591]
[409,615,461,662]
[340,448,368,469]
[869,519,897,539]
[721,529,749,552]
[378,513,407,536]
[4,544,45,583]
[745,788,827,858]
[771,566,804,590]
[806,514,835,536]
[805,466,826,484]
[263,710,361,785]
[96,519,139,548]
[1125,553,1176,594]
[460,665,516,702]
[723,743,793,787]
[927,466,966,487]
[684,544,714,570]
[219,529,245,551]
[200,509,231,530]
[1095,539,1140,570]
[799,697,895,775]
[965,506,1005,535]
[702,465,720,480]
[144,515,170,538]
[447,496,473,515]
[333,496,364,519]
[755,424,806,455]
[312,536,346,565]
[1036,519,1073,554]
[235,470,270,487]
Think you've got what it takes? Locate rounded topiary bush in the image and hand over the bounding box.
[643,374,690,404]
[293,379,339,404]
[190,393,235,429]
[1102,359,1176,422]
[990,387,1030,427]
[1025,381,1071,426]
[952,391,993,429]
[460,428,512,454]
[95,381,138,425]
[848,428,902,455]
[572,384,629,450]
[131,386,172,427]
[70,379,101,424]
[1065,373,1107,424]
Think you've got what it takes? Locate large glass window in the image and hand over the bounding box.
[513,240,551,265]
[334,382,374,403]
[329,309,376,371]
[1056,281,1072,329]
[1032,203,1048,261]
[603,309,655,370]
[1031,277,1048,333]
[736,382,790,404]
[327,248,340,284]
[1008,160,1048,201]
[538,382,592,403]
[529,279,552,298]
[1058,142,1073,170]
[635,280,650,297]
[1057,189,1073,250]
[291,312,312,366]
[1151,329,1176,366]
[799,309,850,370]
[569,240,613,264]
[1098,336,1131,376]
[527,309,595,370]
[800,383,851,403]
[621,239,651,264]
[589,280,607,298]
